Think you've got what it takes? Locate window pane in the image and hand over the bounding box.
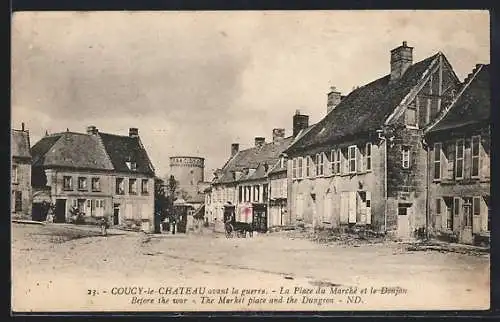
[472,137,480,156]
[436,199,441,214]
[456,140,464,158]
[473,197,481,215]
[434,161,441,179]
[456,160,463,178]
[472,158,479,177]
[434,143,441,161]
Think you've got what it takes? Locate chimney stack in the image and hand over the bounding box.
[231,143,239,157]
[86,125,98,135]
[293,110,309,137]
[255,137,265,148]
[272,128,285,142]
[327,86,342,114]
[390,41,413,81]
[21,122,25,131]
[129,127,139,138]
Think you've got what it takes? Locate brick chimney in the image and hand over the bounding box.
[327,86,342,114]
[86,125,98,135]
[390,41,413,81]
[129,127,139,138]
[293,110,309,137]
[255,137,265,148]
[272,128,285,142]
[231,143,239,157]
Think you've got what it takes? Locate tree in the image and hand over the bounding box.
[165,175,180,228]
[154,177,167,233]
[167,175,178,198]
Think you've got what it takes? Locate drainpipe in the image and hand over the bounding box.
[384,139,388,233]
[377,129,388,233]
[424,138,430,240]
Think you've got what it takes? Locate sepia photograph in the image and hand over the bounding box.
[11,10,490,312]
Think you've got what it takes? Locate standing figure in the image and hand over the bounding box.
[100,217,109,236]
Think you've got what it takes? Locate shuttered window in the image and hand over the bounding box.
[298,157,304,178]
[434,143,442,180]
[316,153,325,176]
[306,156,312,177]
[473,197,481,216]
[365,143,372,171]
[456,139,465,179]
[348,146,357,174]
[471,136,480,178]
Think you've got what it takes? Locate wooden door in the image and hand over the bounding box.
[397,204,411,239]
[55,199,66,223]
[460,198,473,244]
[113,205,120,225]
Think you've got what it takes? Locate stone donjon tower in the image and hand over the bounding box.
[169,156,205,201]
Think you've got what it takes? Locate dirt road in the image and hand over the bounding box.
[12,223,490,312]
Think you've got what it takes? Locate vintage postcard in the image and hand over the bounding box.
[11,10,490,313]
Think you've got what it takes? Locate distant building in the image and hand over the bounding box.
[424,64,490,245]
[208,112,312,232]
[166,156,210,210]
[31,126,156,232]
[11,123,32,219]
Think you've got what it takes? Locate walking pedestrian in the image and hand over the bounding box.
[100,217,109,236]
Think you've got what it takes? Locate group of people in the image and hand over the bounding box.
[42,202,110,236]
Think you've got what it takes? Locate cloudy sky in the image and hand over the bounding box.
[11,10,490,179]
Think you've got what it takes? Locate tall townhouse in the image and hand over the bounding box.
[11,123,32,219]
[210,112,312,232]
[424,64,490,245]
[284,42,462,239]
[31,126,156,232]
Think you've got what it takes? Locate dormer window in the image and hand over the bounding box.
[126,161,137,171]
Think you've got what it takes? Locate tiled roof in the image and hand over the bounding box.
[31,132,114,170]
[11,130,31,159]
[99,133,155,176]
[214,136,295,184]
[286,53,441,154]
[31,130,155,176]
[427,64,490,133]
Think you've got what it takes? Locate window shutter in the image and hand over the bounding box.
[446,143,455,180]
[366,191,372,225]
[340,192,349,224]
[480,137,490,179]
[348,191,357,224]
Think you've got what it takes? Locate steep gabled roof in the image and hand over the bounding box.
[214,136,295,184]
[98,133,155,176]
[286,53,442,154]
[31,132,114,170]
[31,130,155,176]
[11,130,31,159]
[426,64,490,134]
